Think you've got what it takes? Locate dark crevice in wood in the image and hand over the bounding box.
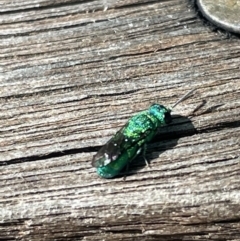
[0,147,96,166]
[0,20,104,38]
[115,0,163,10]
[0,0,95,15]
[0,87,78,100]
[0,86,142,101]
[94,88,144,97]
[197,120,240,134]
[209,218,240,224]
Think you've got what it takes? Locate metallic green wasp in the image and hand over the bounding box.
[92,89,194,178]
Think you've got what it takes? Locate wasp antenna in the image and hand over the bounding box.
[171,88,196,109]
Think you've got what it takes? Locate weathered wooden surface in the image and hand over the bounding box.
[0,0,239,240]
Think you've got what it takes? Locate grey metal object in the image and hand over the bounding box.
[197,0,240,34]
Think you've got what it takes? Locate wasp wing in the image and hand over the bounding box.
[92,121,154,168]
[92,126,126,168]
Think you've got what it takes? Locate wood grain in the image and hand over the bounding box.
[0,0,239,240]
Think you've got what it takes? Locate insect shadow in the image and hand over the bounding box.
[117,114,196,178]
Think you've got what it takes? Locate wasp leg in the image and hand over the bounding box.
[143,144,150,167]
